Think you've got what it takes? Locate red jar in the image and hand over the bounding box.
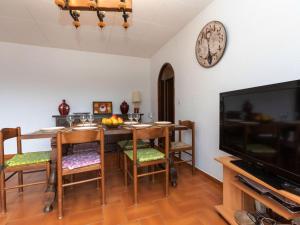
[120,101,129,114]
[58,99,70,116]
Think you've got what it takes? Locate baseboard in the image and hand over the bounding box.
[173,155,222,185]
[194,166,222,185]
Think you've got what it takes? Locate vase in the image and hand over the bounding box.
[58,99,70,116]
[120,101,129,114]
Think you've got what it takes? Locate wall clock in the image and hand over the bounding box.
[195,21,227,68]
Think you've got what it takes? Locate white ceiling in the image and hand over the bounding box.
[0,0,212,58]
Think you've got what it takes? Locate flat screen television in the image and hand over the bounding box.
[220,80,300,186]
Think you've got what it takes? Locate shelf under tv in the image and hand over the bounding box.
[215,156,300,224]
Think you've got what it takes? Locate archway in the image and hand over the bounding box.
[158,63,175,123]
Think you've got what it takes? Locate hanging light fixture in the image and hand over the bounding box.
[54,0,132,30]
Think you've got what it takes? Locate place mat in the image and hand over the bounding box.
[132,124,152,129]
[155,121,172,125]
[73,127,98,131]
[40,127,65,131]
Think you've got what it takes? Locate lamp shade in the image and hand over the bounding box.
[132,91,141,103]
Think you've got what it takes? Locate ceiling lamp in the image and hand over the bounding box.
[54,0,132,29]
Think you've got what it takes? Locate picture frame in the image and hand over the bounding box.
[93,101,113,115]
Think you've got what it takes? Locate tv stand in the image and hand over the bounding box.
[231,160,300,196]
[215,156,300,225]
[231,160,285,189]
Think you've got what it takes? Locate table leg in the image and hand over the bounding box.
[169,153,178,187]
[43,160,56,212]
[44,140,57,213]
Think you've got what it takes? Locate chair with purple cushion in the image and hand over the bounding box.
[56,129,105,219]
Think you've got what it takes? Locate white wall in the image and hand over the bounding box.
[150,0,300,181]
[0,42,151,153]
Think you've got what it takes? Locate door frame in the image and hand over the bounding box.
[157,63,175,122]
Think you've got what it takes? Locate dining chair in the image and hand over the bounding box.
[123,126,169,204]
[170,120,195,174]
[117,139,149,169]
[56,128,105,219]
[0,127,51,213]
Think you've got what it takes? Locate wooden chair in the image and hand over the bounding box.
[56,129,105,219]
[117,139,149,169]
[170,120,195,174]
[0,127,51,213]
[123,126,169,204]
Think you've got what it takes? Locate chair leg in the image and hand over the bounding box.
[133,164,138,204]
[120,152,124,172]
[101,170,105,205]
[165,160,169,197]
[70,174,74,190]
[18,171,23,193]
[192,149,195,175]
[151,165,155,184]
[46,163,50,185]
[117,149,121,169]
[0,171,6,213]
[57,175,63,219]
[96,171,100,190]
[124,154,128,186]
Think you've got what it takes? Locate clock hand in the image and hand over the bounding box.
[207,36,212,65]
[207,49,212,65]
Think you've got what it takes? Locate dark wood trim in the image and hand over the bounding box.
[158,63,175,123]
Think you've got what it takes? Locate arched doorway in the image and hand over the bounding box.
[158,63,175,123]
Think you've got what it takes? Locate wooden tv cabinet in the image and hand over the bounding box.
[215,156,300,225]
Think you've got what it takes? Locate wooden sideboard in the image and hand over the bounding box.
[215,156,300,224]
[52,113,143,152]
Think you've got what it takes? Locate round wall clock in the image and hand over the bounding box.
[195,21,227,68]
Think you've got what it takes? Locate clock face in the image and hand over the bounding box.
[195,21,227,68]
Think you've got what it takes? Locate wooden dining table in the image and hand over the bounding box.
[21,124,186,213]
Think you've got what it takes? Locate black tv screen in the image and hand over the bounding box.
[220,80,300,184]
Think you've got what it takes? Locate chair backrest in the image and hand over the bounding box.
[178,120,195,145]
[134,126,167,140]
[132,126,169,163]
[0,127,22,166]
[179,120,194,130]
[59,129,103,145]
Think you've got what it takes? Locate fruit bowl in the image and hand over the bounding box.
[101,115,124,129]
[104,124,122,129]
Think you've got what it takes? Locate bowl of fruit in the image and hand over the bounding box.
[101,115,124,128]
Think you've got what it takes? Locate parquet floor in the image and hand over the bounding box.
[0,153,227,225]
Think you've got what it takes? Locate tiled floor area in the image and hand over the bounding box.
[0,153,227,225]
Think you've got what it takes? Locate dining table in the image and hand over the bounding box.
[21,123,187,213]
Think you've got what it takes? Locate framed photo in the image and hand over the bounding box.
[93,101,113,115]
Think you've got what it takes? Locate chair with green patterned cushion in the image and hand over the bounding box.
[117,140,149,151]
[123,126,169,204]
[117,139,149,169]
[0,127,51,213]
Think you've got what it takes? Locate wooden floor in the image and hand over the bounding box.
[0,153,227,225]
